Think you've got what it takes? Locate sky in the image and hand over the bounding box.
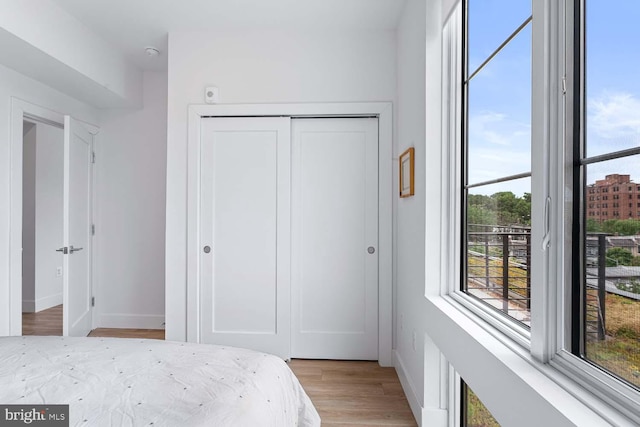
[467,0,640,197]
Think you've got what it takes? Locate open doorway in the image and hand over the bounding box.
[21,119,64,336]
[9,100,97,337]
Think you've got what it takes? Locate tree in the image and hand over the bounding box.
[467,204,496,226]
[601,220,618,234]
[467,191,531,227]
[606,247,633,267]
[613,219,640,235]
[586,218,601,232]
[599,219,640,235]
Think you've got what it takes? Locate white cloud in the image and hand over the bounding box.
[466,110,532,196]
[469,111,530,147]
[588,92,640,139]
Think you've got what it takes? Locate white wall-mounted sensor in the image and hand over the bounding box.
[205,86,219,104]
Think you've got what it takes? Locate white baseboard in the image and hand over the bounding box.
[393,349,422,425]
[99,313,165,330]
[22,300,36,313]
[35,293,62,312]
[23,293,62,313]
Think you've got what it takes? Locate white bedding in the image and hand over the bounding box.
[0,336,320,427]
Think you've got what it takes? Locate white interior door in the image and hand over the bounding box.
[291,118,379,360]
[62,116,93,337]
[200,117,291,359]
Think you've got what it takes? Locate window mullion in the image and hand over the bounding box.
[530,0,565,363]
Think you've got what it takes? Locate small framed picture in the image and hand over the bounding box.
[399,147,415,198]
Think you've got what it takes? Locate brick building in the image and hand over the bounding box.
[586,174,640,221]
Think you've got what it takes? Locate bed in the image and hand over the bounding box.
[0,336,320,426]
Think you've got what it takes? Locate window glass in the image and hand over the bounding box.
[462,380,501,427]
[585,1,640,157]
[467,0,531,74]
[464,0,532,326]
[467,27,531,184]
[466,179,531,325]
[578,0,640,389]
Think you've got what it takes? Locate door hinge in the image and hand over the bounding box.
[91,152,96,163]
[91,297,95,307]
[91,224,95,236]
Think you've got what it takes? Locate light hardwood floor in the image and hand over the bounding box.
[22,304,63,335]
[88,328,165,340]
[289,359,417,427]
[22,307,416,426]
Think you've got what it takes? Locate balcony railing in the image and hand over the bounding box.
[466,225,639,338]
[466,224,531,325]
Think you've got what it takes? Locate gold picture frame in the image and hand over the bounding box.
[399,147,414,198]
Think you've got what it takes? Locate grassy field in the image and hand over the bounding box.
[467,387,500,427]
[586,293,640,388]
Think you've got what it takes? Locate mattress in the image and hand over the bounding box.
[0,336,320,427]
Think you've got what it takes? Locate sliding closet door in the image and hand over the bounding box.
[291,118,379,360]
[200,117,290,359]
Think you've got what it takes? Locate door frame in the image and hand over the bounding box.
[8,97,99,335]
[186,102,393,366]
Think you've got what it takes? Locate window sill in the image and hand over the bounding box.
[424,294,635,426]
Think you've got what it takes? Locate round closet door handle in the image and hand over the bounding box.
[203,245,211,254]
[367,246,375,254]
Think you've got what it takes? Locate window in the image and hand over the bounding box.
[462,0,532,327]
[573,0,640,389]
[461,380,499,427]
[447,0,640,423]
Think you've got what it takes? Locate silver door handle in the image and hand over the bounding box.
[367,246,376,254]
[56,247,68,254]
[69,245,83,253]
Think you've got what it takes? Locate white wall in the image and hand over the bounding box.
[96,71,167,329]
[34,122,64,312]
[0,62,99,336]
[22,123,37,311]
[165,29,397,340]
[394,0,447,425]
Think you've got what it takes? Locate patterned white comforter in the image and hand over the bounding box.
[0,336,320,427]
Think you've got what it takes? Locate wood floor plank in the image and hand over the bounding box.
[302,382,387,397]
[21,305,165,340]
[382,382,408,397]
[289,360,417,426]
[22,304,63,336]
[88,328,165,340]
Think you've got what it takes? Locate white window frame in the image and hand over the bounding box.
[549,0,640,420]
[453,0,536,348]
[441,0,640,424]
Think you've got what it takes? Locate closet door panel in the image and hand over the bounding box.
[200,117,290,359]
[291,118,379,360]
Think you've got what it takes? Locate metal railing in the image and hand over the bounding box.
[466,224,531,324]
[465,226,615,339]
[585,233,608,340]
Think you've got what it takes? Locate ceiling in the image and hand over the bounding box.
[52,0,407,71]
